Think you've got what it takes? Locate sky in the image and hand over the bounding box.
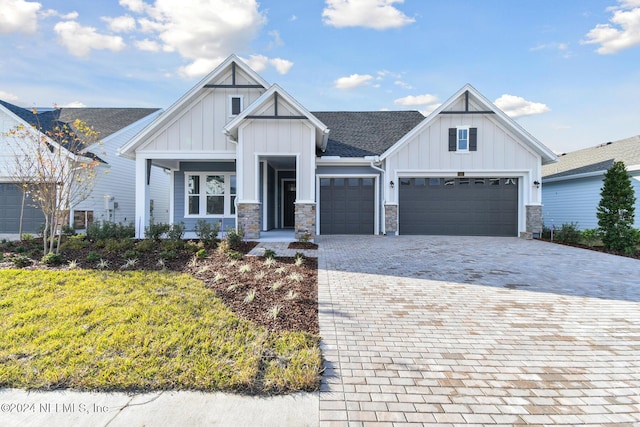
[1,0,639,154]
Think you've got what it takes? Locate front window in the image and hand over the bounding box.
[457,127,469,151]
[186,173,236,217]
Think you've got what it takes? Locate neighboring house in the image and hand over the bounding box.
[120,54,556,239]
[542,135,640,230]
[0,101,169,234]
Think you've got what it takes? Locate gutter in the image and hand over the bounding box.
[369,157,386,235]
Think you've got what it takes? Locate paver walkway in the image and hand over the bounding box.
[317,236,640,426]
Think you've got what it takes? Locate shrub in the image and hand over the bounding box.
[580,228,601,247]
[196,249,207,259]
[123,249,140,259]
[14,245,26,254]
[87,221,135,241]
[104,238,135,253]
[20,233,35,242]
[60,224,76,236]
[60,235,89,251]
[145,220,170,241]
[12,255,32,268]
[159,249,177,260]
[86,251,102,262]
[225,227,244,251]
[554,222,581,244]
[135,239,156,252]
[195,220,221,247]
[298,233,312,243]
[264,249,276,259]
[167,222,186,241]
[41,253,63,266]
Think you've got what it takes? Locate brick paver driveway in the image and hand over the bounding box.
[316,236,640,426]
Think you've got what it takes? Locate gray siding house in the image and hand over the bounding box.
[120,54,556,239]
[542,135,640,230]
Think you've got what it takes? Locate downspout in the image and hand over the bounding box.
[369,157,386,235]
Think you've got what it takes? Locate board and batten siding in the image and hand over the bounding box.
[136,87,265,154]
[542,173,640,230]
[238,118,316,202]
[385,114,541,204]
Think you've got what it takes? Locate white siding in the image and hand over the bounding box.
[542,173,640,229]
[239,119,315,201]
[137,88,265,154]
[386,113,540,204]
[73,112,170,225]
[0,109,26,180]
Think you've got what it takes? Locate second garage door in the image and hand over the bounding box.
[399,177,518,236]
[320,177,375,234]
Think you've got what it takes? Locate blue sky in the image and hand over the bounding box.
[1,0,639,153]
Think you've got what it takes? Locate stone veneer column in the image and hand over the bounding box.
[237,202,261,240]
[526,204,543,238]
[294,202,316,240]
[385,204,398,235]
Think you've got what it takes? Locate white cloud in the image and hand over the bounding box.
[394,94,438,106]
[335,74,374,89]
[494,94,551,118]
[394,80,413,90]
[0,0,41,34]
[178,57,224,78]
[393,93,440,115]
[53,21,126,57]
[136,0,266,75]
[267,30,283,49]
[322,0,415,30]
[39,9,78,20]
[102,15,136,33]
[582,0,640,54]
[135,38,161,52]
[269,57,293,74]
[0,90,20,102]
[63,101,87,108]
[119,0,148,14]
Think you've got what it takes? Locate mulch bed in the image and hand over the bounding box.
[539,238,640,260]
[2,239,318,334]
[288,242,318,250]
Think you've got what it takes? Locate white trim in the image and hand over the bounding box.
[183,172,237,218]
[543,170,606,183]
[261,160,268,231]
[315,173,379,235]
[316,157,372,165]
[169,171,175,224]
[131,151,237,160]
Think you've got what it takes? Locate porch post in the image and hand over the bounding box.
[135,155,150,239]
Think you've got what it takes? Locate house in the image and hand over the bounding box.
[542,135,640,230]
[0,101,169,234]
[119,54,556,239]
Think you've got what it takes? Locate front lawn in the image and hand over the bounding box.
[0,269,321,393]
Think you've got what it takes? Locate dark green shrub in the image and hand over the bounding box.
[87,221,135,240]
[264,249,276,259]
[225,227,244,251]
[41,253,63,265]
[294,252,306,261]
[227,250,243,260]
[554,222,581,244]
[145,220,170,241]
[159,249,177,260]
[104,238,134,253]
[13,255,32,268]
[135,239,156,252]
[14,245,26,254]
[123,249,140,259]
[60,224,76,236]
[167,222,186,241]
[195,220,221,247]
[86,251,102,262]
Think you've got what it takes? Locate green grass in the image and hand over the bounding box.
[0,270,321,393]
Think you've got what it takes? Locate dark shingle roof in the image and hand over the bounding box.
[542,135,640,179]
[312,111,425,157]
[58,108,160,140]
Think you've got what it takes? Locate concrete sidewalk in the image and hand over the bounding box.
[0,389,318,427]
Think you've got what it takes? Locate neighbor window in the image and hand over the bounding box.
[186,173,236,217]
[230,96,243,116]
[457,128,469,151]
[73,210,94,229]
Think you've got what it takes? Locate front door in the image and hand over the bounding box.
[283,181,296,228]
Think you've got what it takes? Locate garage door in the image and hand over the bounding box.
[320,177,375,234]
[0,183,46,234]
[399,177,518,236]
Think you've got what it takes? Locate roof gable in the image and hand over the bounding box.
[119,54,269,157]
[380,84,557,164]
[224,84,330,150]
[543,135,640,180]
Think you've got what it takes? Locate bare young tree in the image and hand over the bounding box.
[4,108,102,254]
